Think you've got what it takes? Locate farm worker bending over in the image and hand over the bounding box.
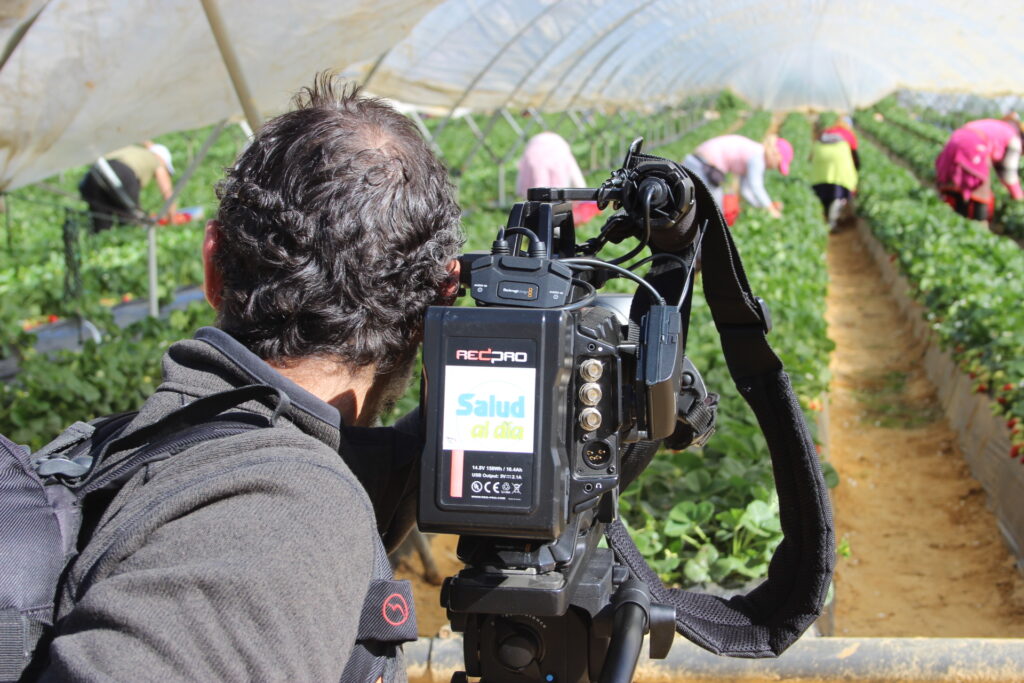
[517,131,600,224]
[78,141,176,233]
[935,115,1024,221]
[811,115,859,232]
[683,134,793,219]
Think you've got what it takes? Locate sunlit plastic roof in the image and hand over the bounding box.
[2,0,1023,191]
[351,0,1024,113]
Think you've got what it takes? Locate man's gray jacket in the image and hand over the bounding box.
[40,327,419,681]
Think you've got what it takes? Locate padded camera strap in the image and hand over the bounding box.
[607,172,835,657]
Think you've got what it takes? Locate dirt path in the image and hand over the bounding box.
[393,533,461,637]
[826,224,1024,636]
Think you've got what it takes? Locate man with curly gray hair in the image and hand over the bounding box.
[36,75,463,682]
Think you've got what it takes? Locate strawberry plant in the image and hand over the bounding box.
[856,100,1024,240]
[621,112,836,586]
[857,138,1024,434]
[0,302,216,448]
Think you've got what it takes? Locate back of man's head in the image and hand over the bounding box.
[213,74,463,371]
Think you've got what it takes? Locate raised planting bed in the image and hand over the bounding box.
[856,138,1024,561]
[856,99,1024,240]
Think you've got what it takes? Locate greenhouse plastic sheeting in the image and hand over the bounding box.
[4,0,1024,191]
[0,0,441,192]
[349,0,1024,114]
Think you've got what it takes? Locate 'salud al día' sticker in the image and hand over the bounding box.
[441,365,536,454]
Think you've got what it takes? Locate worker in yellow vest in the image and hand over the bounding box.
[811,116,859,233]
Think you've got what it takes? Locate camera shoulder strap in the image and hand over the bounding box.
[607,172,835,657]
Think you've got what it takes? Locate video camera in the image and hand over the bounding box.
[418,139,719,682]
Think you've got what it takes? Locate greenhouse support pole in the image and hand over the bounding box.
[0,0,47,76]
[483,1,655,173]
[497,164,506,207]
[147,224,159,318]
[359,49,390,90]
[3,194,11,253]
[549,33,634,137]
[431,0,566,142]
[199,0,263,132]
[155,120,228,222]
[146,120,228,318]
[465,0,652,174]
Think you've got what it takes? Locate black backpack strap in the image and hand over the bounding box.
[89,158,144,217]
[103,384,289,456]
[606,173,834,657]
[80,384,290,494]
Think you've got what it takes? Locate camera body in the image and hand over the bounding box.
[412,139,832,682]
[419,202,685,544]
[416,141,713,681]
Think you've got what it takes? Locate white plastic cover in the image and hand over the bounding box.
[4,0,1024,191]
[351,0,1024,115]
[0,0,441,191]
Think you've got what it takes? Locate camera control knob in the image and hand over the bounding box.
[579,358,604,382]
[496,626,541,672]
[578,382,603,405]
[579,407,602,431]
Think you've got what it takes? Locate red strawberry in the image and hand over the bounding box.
[977,384,989,393]
[1004,383,1016,392]
[1012,445,1021,458]
[998,397,1008,405]
[1008,418,1019,429]
[47,314,59,323]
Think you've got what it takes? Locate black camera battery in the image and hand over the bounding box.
[420,306,622,541]
[420,306,572,540]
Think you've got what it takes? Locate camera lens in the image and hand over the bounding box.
[579,358,603,382]
[578,382,603,405]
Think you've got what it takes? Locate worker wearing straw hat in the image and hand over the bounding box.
[78,140,176,232]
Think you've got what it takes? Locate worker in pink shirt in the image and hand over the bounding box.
[935,115,1024,221]
[517,132,600,224]
[683,134,793,219]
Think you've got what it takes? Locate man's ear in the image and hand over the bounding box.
[202,220,224,310]
[438,258,461,304]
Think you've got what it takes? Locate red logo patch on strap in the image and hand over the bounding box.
[382,592,410,627]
